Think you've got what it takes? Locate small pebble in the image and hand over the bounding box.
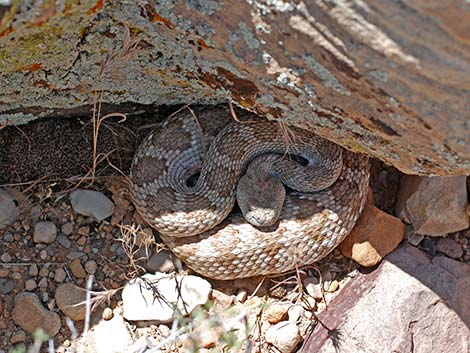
[306,283,323,300]
[54,268,67,283]
[11,272,22,280]
[39,250,48,261]
[10,330,26,344]
[301,296,317,311]
[77,226,90,237]
[102,307,113,320]
[84,260,97,275]
[236,290,248,303]
[287,305,305,323]
[66,251,85,260]
[29,264,38,277]
[3,232,13,242]
[33,221,57,244]
[69,258,86,279]
[38,278,48,289]
[265,321,302,353]
[61,223,74,236]
[25,279,37,291]
[265,303,289,324]
[39,267,49,278]
[0,252,12,263]
[56,234,72,248]
[327,280,339,292]
[211,289,233,307]
[77,237,87,246]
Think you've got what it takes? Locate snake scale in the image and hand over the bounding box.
[130,107,370,280]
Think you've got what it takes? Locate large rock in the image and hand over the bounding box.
[122,273,212,322]
[0,2,468,176]
[301,244,470,353]
[396,176,469,236]
[12,292,61,337]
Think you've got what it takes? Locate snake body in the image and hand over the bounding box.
[130,107,370,280]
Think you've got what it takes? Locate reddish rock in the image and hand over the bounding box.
[69,258,86,279]
[396,175,469,236]
[339,203,404,267]
[12,292,61,336]
[301,245,470,353]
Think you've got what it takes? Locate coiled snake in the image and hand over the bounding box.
[130,107,369,280]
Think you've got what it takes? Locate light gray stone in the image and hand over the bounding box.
[61,222,74,236]
[265,322,302,353]
[122,273,211,322]
[84,260,97,275]
[33,221,57,244]
[56,234,72,248]
[54,268,67,283]
[70,189,114,221]
[0,278,16,294]
[25,279,37,291]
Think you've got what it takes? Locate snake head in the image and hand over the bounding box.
[236,157,286,227]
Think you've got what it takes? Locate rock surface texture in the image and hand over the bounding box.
[0,1,469,176]
[301,244,470,353]
[339,201,405,266]
[396,176,469,236]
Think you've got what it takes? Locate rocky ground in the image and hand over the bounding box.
[0,109,469,353]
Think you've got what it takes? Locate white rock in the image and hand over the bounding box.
[265,321,302,353]
[92,311,133,353]
[70,189,114,221]
[33,221,57,244]
[0,189,19,229]
[287,305,305,323]
[122,273,212,322]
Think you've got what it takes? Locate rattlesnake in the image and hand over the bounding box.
[130,107,370,280]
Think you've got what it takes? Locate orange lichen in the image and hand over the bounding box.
[0,27,13,37]
[17,63,42,72]
[197,38,209,49]
[143,4,174,29]
[87,0,105,15]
